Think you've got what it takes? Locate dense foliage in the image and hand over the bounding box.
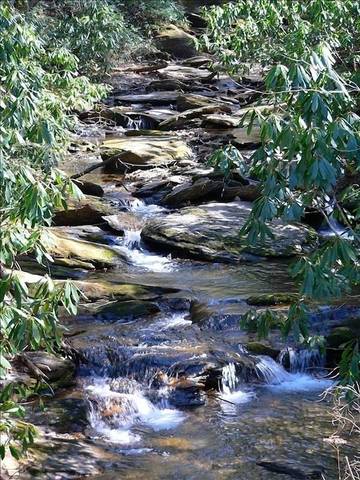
[203,0,360,381]
[31,0,186,78]
[0,2,106,459]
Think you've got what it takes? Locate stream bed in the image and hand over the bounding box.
[21,52,359,480]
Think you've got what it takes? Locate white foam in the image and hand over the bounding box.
[85,377,185,444]
[155,313,192,330]
[256,356,333,392]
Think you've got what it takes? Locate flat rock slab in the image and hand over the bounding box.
[114,91,179,105]
[158,65,212,82]
[101,136,192,172]
[142,201,318,262]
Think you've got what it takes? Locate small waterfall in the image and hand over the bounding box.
[221,363,237,394]
[220,363,254,409]
[126,116,144,130]
[278,347,325,373]
[256,356,333,392]
[85,377,185,444]
[123,229,142,249]
[256,356,291,384]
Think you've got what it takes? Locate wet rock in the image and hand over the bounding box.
[247,293,300,306]
[154,25,197,59]
[73,180,104,197]
[257,461,325,479]
[159,105,232,130]
[177,93,231,112]
[188,299,215,324]
[142,201,318,262]
[161,177,260,206]
[52,225,109,245]
[101,136,192,172]
[103,212,143,233]
[22,352,75,387]
[54,196,118,227]
[114,91,179,105]
[147,78,188,91]
[42,229,125,268]
[326,326,354,348]
[96,300,160,320]
[202,113,241,128]
[245,342,280,359]
[158,64,212,82]
[73,281,175,303]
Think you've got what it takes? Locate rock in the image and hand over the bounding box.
[230,127,261,148]
[103,212,143,233]
[96,300,160,320]
[154,25,197,59]
[177,93,231,112]
[101,136,192,172]
[114,91,179,105]
[161,177,260,206]
[326,326,354,348]
[147,78,188,91]
[73,180,104,197]
[158,64,212,82]
[245,342,280,359]
[257,461,325,479]
[142,201,318,262]
[202,113,241,128]
[52,225,109,244]
[188,300,215,324]
[53,196,118,226]
[181,56,212,68]
[247,293,300,306]
[140,108,176,127]
[42,229,125,268]
[159,105,232,130]
[21,352,75,387]
[9,270,176,303]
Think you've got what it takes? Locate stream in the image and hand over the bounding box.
[21,46,360,480]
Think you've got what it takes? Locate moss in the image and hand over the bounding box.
[247,293,300,306]
[245,342,280,359]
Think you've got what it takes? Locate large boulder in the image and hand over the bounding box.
[41,229,125,269]
[54,195,118,226]
[161,177,260,206]
[155,25,197,59]
[142,201,318,262]
[101,136,192,172]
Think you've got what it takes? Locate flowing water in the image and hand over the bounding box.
[22,55,360,480]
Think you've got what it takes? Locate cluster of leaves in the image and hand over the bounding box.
[0,2,105,459]
[202,0,360,381]
[201,0,360,75]
[119,0,186,36]
[207,144,247,179]
[30,0,186,78]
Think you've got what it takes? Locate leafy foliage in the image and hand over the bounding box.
[202,0,360,381]
[0,2,105,459]
[208,144,247,179]
[43,0,141,77]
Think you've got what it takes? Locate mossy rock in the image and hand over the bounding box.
[247,293,300,306]
[326,326,355,348]
[96,300,160,320]
[42,229,125,269]
[245,342,280,359]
